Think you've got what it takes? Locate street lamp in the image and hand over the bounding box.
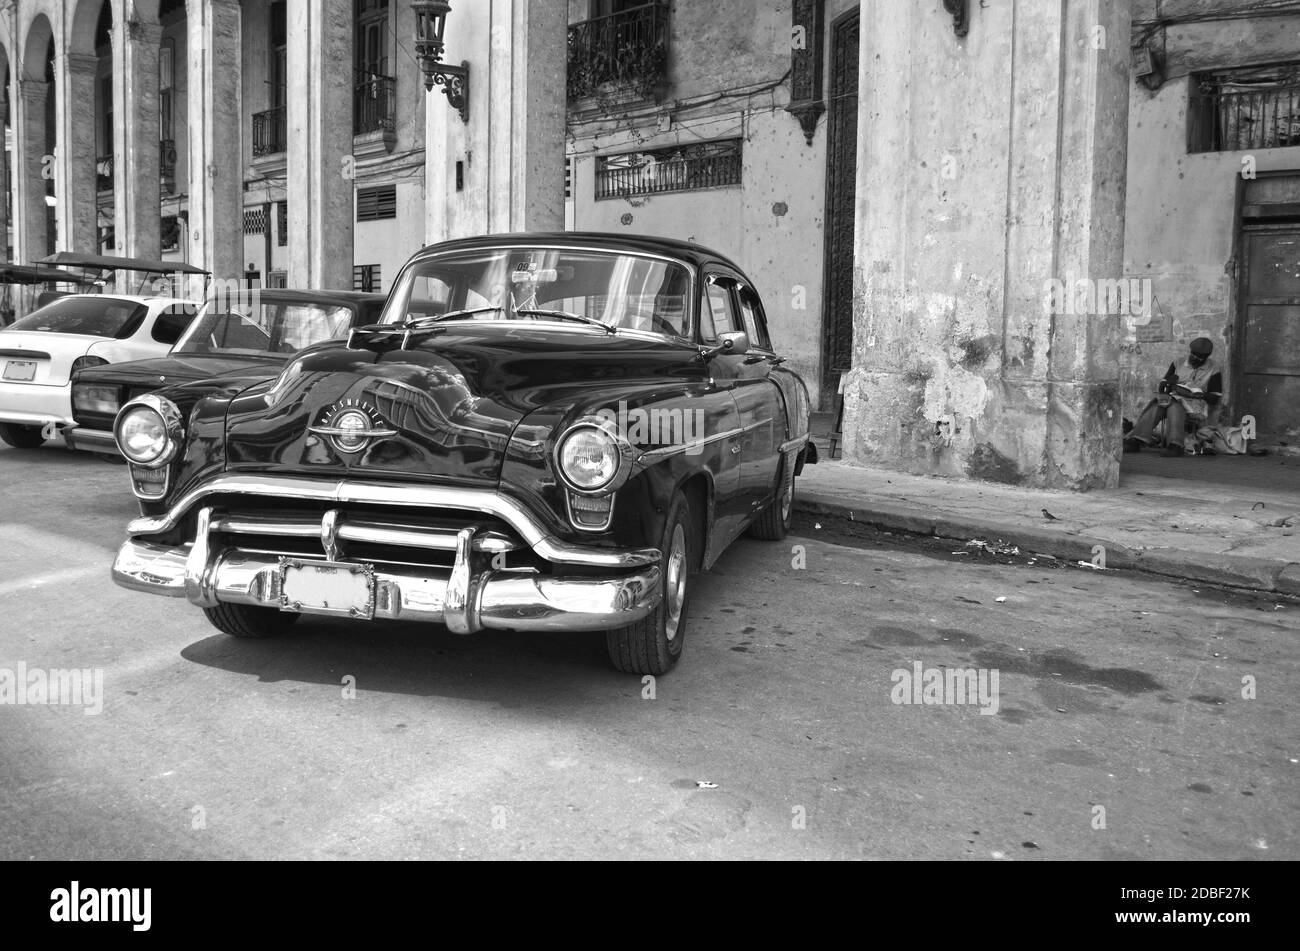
[413,0,470,123]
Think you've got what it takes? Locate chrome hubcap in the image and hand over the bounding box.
[664,523,687,642]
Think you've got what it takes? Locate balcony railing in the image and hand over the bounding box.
[160,138,177,192]
[596,142,742,200]
[1189,79,1300,152]
[567,1,668,101]
[95,154,113,193]
[252,105,287,157]
[354,71,396,137]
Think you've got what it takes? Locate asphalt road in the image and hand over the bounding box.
[1,442,1297,860]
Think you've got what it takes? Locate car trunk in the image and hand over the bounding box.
[0,332,99,386]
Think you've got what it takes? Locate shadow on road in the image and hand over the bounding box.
[176,616,644,704]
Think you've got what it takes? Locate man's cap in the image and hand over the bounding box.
[1189,337,1214,356]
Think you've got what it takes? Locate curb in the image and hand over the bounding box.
[794,491,1296,597]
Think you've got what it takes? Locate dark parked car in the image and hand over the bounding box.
[109,234,816,674]
[65,289,386,456]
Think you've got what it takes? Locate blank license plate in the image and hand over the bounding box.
[279,560,375,618]
[3,361,36,382]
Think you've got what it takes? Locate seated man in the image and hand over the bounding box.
[1124,337,1223,457]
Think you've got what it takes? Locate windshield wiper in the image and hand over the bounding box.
[406,306,506,327]
[514,308,615,334]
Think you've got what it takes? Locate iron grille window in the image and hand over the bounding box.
[595,140,742,200]
[277,201,288,247]
[356,185,397,221]
[353,264,381,293]
[567,1,669,101]
[244,208,267,235]
[1189,63,1300,153]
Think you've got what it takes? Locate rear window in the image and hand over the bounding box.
[4,297,148,337]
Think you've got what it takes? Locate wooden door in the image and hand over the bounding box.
[1238,226,1300,443]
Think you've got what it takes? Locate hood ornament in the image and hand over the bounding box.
[308,399,397,456]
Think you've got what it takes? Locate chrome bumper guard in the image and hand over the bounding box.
[113,505,662,634]
[63,425,119,454]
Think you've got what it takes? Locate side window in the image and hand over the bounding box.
[152,305,197,345]
[736,285,771,351]
[701,276,737,342]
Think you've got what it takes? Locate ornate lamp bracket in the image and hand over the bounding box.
[942,0,969,37]
[784,0,826,146]
[424,60,470,123]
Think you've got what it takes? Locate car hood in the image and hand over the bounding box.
[222,326,705,486]
[77,353,286,388]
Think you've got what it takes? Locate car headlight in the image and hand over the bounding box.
[73,384,120,416]
[556,423,628,493]
[114,395,183,468]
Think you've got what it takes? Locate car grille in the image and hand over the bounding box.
[201,498,537,571]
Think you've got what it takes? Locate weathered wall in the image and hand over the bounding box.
[566,0,859,406]
[426,0,567,242]
[1122,2,1300,427]
[843,0,1131,490]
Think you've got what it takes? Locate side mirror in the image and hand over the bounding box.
[702,330,750,361]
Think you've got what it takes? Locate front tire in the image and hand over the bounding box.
[0,423,46,449]
[605,492,697,675]
[203,602,300,639]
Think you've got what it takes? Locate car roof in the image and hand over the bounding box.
[411,231,749,275]
[38,293,192,305]
[219,289,387,307]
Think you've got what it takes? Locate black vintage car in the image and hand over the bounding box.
[65,289,386,456]
[110,234,816,674]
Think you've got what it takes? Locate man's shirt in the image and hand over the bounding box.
[1172,356,1222,419]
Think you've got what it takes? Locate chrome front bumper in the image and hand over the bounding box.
[112,508,662,634]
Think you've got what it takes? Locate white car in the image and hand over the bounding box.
[0,294,198,449]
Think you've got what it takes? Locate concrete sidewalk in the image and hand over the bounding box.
[794,451,1300,596]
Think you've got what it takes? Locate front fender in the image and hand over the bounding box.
[500,383,740,549]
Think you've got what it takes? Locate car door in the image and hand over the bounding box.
[736,281,809,459]
[703,269,780,522]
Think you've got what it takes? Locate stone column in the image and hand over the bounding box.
[113,17,161,259]
[55,52,99,253]
[15,79,51,263]
[842,0,1130,490]
[425,0,566,242]
[286,0,352,289]
[187,0,243,283]
[0,98,10,258]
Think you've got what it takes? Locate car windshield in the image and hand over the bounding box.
[174,298,355,356]
[3,297,148,337]
[381,247,693,339]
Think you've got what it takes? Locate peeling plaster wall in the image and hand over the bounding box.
[1123,3,1300,428]
[843,0,1130,490]
[566,0,859,406]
